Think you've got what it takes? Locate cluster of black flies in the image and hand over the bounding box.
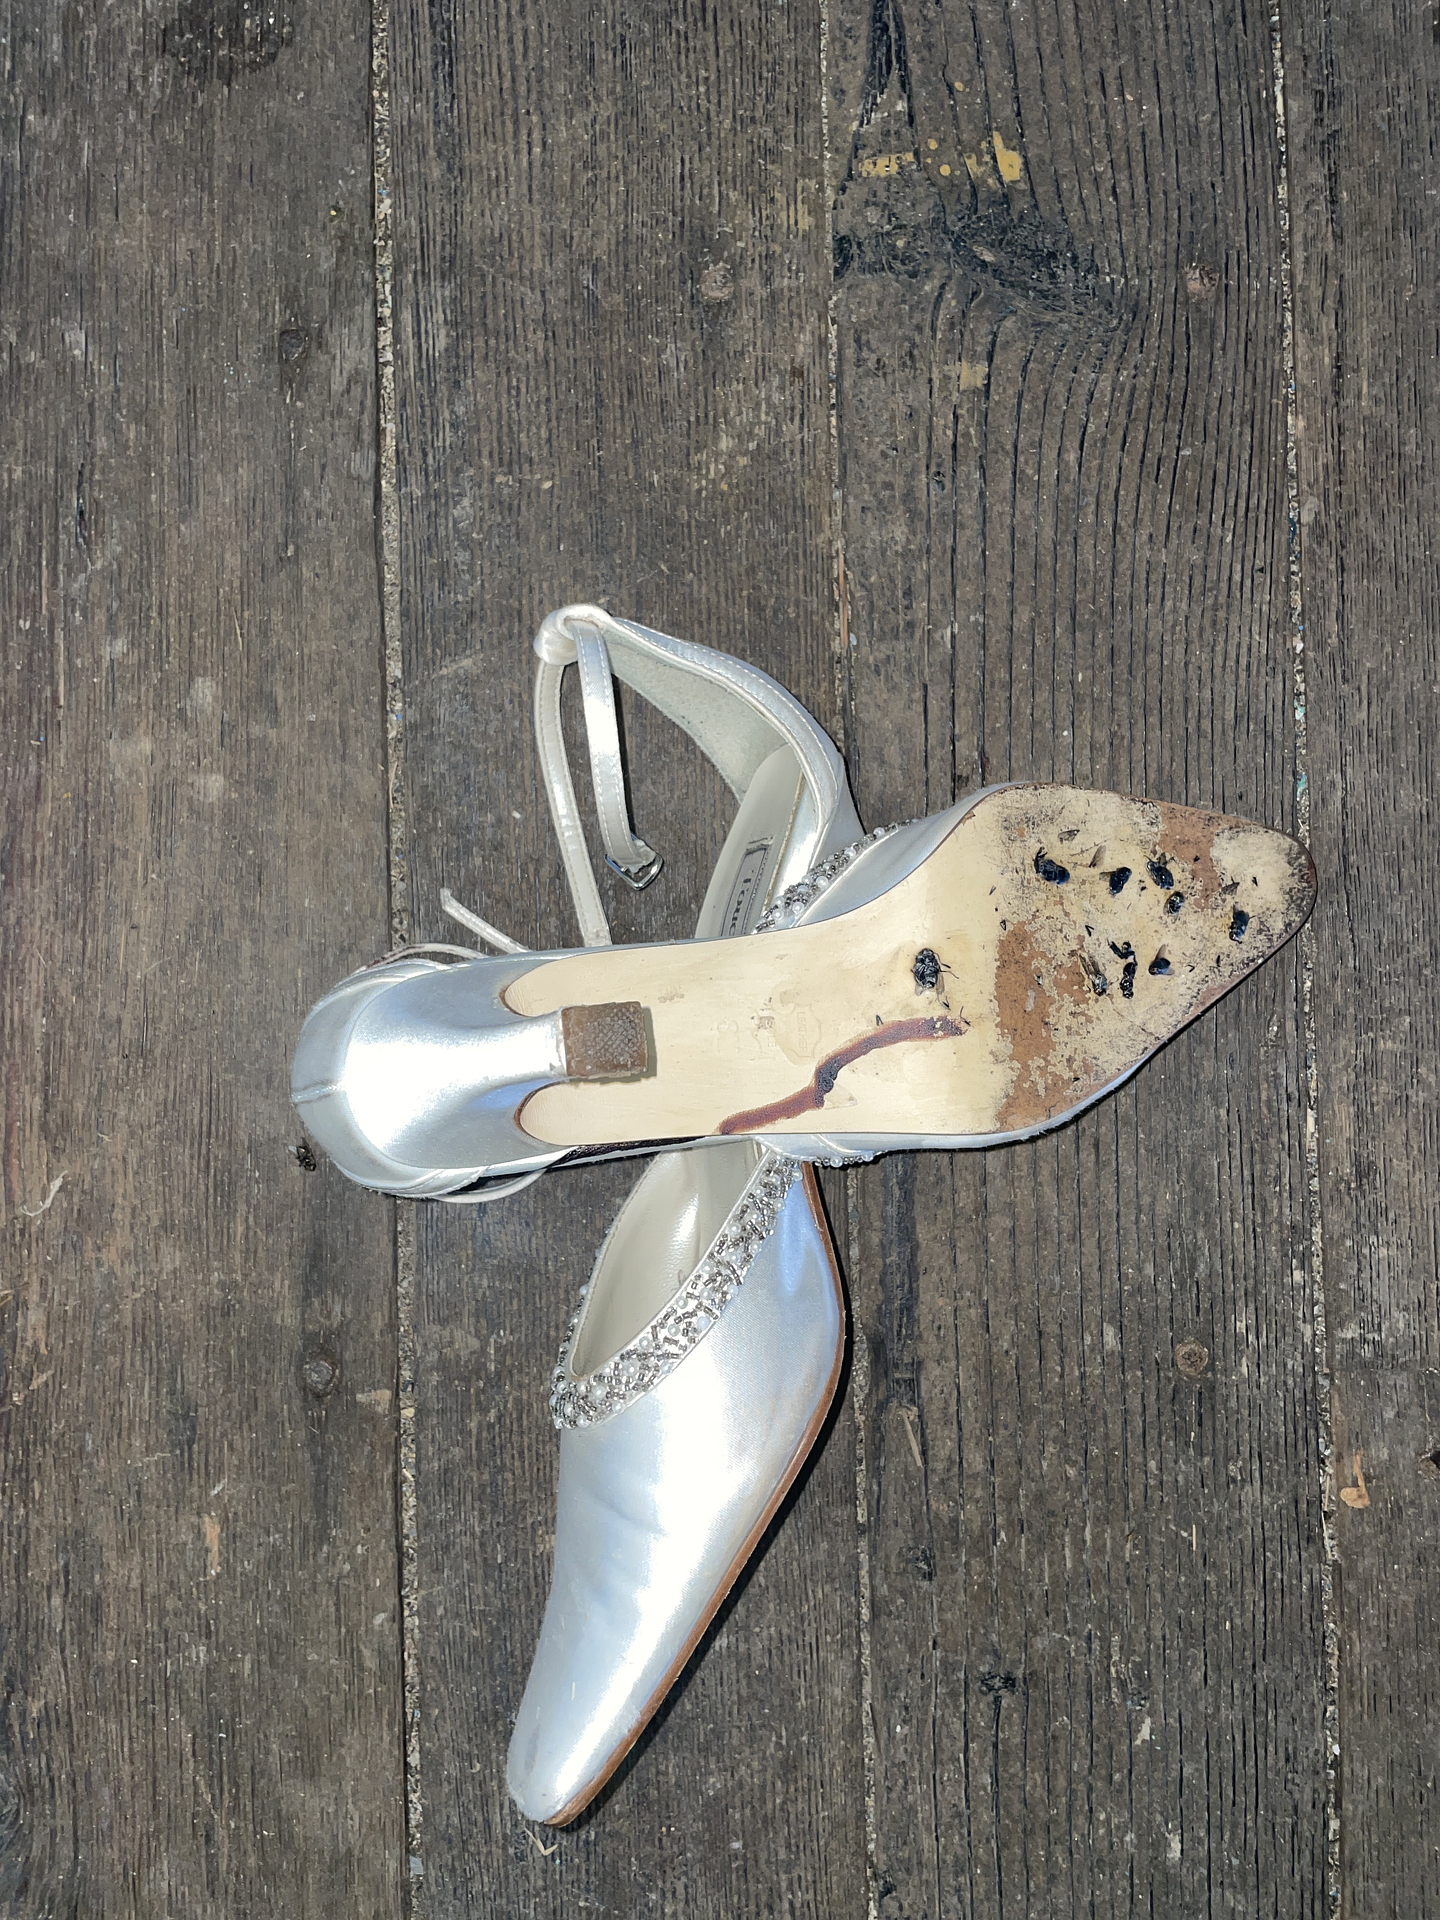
[1032,847,1249,1000]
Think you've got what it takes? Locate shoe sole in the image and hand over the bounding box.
[511,785,1316,1150]
[542,1165,847,1828]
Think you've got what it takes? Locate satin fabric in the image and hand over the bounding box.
[506,1170,844,1824]
[291,606,864,1194]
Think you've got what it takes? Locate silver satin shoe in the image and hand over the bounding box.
[292,606,1315,1823]
[293,604,866,1821]
[507,1146,843,1824]
[515,609,860,1824]
[293,605,863,1197]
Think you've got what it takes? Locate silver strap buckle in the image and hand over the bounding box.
[605,850,664,890]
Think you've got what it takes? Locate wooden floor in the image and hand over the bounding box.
[3,1,1436,1914]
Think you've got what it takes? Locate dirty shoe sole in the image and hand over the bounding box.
[509,785,1316,1148]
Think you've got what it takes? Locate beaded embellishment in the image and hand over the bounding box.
[550,1153,801,1429]
[751,823,902,933]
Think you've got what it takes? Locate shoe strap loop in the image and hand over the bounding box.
[532,606,581,667]
[531,607,670,947]
[533,651,615,948]
[572,625,663,888]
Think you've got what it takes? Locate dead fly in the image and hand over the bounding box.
[1078,951,1110,996]
[912,946,957,1008]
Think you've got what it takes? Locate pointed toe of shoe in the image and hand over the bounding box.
[506,1694,591,1827]
[1279,826,1318,931]
[508,1164,844,1825]
[883,785,1319,1142]
[504,1430,687,1827]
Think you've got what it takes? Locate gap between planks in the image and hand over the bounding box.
[820,2,881,1915]
[371,0,425,1908]
[1269,10,1340,1909]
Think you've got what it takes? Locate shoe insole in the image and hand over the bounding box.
[695,746,806,939]
[508,786,1316,1147]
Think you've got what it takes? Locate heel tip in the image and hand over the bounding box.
[561,1001,649,1080]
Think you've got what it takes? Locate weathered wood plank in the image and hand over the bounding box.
[829,1,1325,1910]
[0,6,402,1913]
[1284,1,1440,1909]
[388,0,865,1910]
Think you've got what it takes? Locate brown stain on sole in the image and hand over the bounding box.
[991,793,1317,1132]
[718,1013,969,1134]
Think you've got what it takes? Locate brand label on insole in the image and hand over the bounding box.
[721,839,774,936]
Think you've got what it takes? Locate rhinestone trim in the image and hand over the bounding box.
[550,1154,801,1429]
[751,823,903,933]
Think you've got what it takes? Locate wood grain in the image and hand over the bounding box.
[0,5,402,1912]
[1284,1,1440,1910]
[829,0,1326,1911]
[19,0,1429,1905]
[387,0,865,1910]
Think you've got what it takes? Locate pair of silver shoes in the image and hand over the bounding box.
[292,605,1316,1825]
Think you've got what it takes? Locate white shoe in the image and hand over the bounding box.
[292,604,864,1196]
[292,606,1315,1825]
[506,1147,843,1824]
[292,604,866,1821]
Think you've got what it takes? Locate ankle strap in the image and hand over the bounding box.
[532,602,852,951]
[534,609,660,948]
